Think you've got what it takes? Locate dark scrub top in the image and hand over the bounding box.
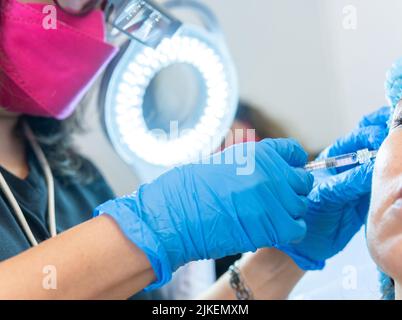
[0,149,115,257]
[0,148,159,299]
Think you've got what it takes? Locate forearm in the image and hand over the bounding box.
[200,248,305,300]
[0,215,155,299]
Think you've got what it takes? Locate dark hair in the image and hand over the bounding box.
[235,100,289,139]
[17,107,96,185]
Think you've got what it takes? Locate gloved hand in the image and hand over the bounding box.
[314,106,390,181]
[279,107,390,270]
[94,139,313,290]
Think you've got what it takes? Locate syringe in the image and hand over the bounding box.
[304,148,378,172]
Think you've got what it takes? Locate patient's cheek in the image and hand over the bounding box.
[368,130,402,282]
[369,130,402,223]
[368,201,402,282]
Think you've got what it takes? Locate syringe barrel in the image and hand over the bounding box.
[330,152,358,167]
[304,152,357,171]
[304,148,378,172]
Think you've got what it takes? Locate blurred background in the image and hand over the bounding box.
[74,0,402,299]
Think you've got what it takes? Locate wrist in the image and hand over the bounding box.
[284,249,326,271]
[94,195,173,291]
[237,248,305,300]
[200,249,305,300]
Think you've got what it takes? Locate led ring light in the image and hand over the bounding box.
[101,0,238,169]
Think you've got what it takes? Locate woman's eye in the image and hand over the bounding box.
[391,102,402,129]
[392,114,402,129]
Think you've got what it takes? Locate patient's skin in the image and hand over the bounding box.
[367,103,402,300]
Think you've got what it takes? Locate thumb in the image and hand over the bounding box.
[314,161,374,204]
[319,126,387,160]
[358,106,391,128]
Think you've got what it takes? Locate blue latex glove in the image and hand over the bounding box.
[386,57,402,110]
[279,107,389,270]
[94,139,313,290]
[315,106,390,180]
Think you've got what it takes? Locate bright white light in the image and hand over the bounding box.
[106,29,236,167]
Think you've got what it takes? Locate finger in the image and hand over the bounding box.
[280,195,309,220]
[268,175,310,218]
[260,146,314,196]
[251,188,307,245]
[259,152,312,216]
[319,126,387,160]
[238,191,306,247]
[281,167,314,196]
[258,189,308,244]
[261,138,308,167]
[358,107,391,128]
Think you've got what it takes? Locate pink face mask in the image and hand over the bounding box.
[0,0,118,119]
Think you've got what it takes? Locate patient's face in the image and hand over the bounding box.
[367,102,402,283]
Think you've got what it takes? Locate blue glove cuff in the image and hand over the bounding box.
[93,197,172,291]
[279,246,325,271]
